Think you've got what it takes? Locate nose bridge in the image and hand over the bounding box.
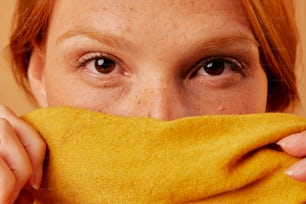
[133,76,186,120]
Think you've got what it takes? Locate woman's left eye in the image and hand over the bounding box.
[196,57,245,77]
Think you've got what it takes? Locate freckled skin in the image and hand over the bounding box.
[29,0,268,120]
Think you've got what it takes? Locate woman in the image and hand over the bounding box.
[1,0,306,202]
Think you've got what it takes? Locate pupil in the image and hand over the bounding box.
[95,58,115,74]
[204,60,225,75]
[96,58,111,68]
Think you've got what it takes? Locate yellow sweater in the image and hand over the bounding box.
[22,107,306,203]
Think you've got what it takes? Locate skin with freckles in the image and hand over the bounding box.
[28,0,268,119]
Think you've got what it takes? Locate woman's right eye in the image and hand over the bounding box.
[75,52,118,75]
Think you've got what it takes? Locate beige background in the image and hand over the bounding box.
[0,1,306,116]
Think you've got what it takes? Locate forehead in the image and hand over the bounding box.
[49,0,254,48]
[53,0,244,14]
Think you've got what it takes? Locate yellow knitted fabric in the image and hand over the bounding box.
[22,107,306,203]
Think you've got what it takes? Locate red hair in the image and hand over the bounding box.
[242,0,299,111]
[9,0,299,112]
[9,0,54,95]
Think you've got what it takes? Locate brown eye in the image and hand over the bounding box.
[94,57,116,74]
[196,57,245,77]
[203,60,225,76]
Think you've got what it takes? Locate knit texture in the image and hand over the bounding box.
[22,107,306,203]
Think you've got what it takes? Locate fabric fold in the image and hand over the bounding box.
[22,107,306,203]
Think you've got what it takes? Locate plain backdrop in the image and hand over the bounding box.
[1,0,305,116]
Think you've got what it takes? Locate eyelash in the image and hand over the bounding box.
[74,52,109,68]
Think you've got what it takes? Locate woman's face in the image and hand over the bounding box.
[29,0,268,120]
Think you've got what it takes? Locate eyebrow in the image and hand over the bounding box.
[56,29,135,51]
[191,35,259,56]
